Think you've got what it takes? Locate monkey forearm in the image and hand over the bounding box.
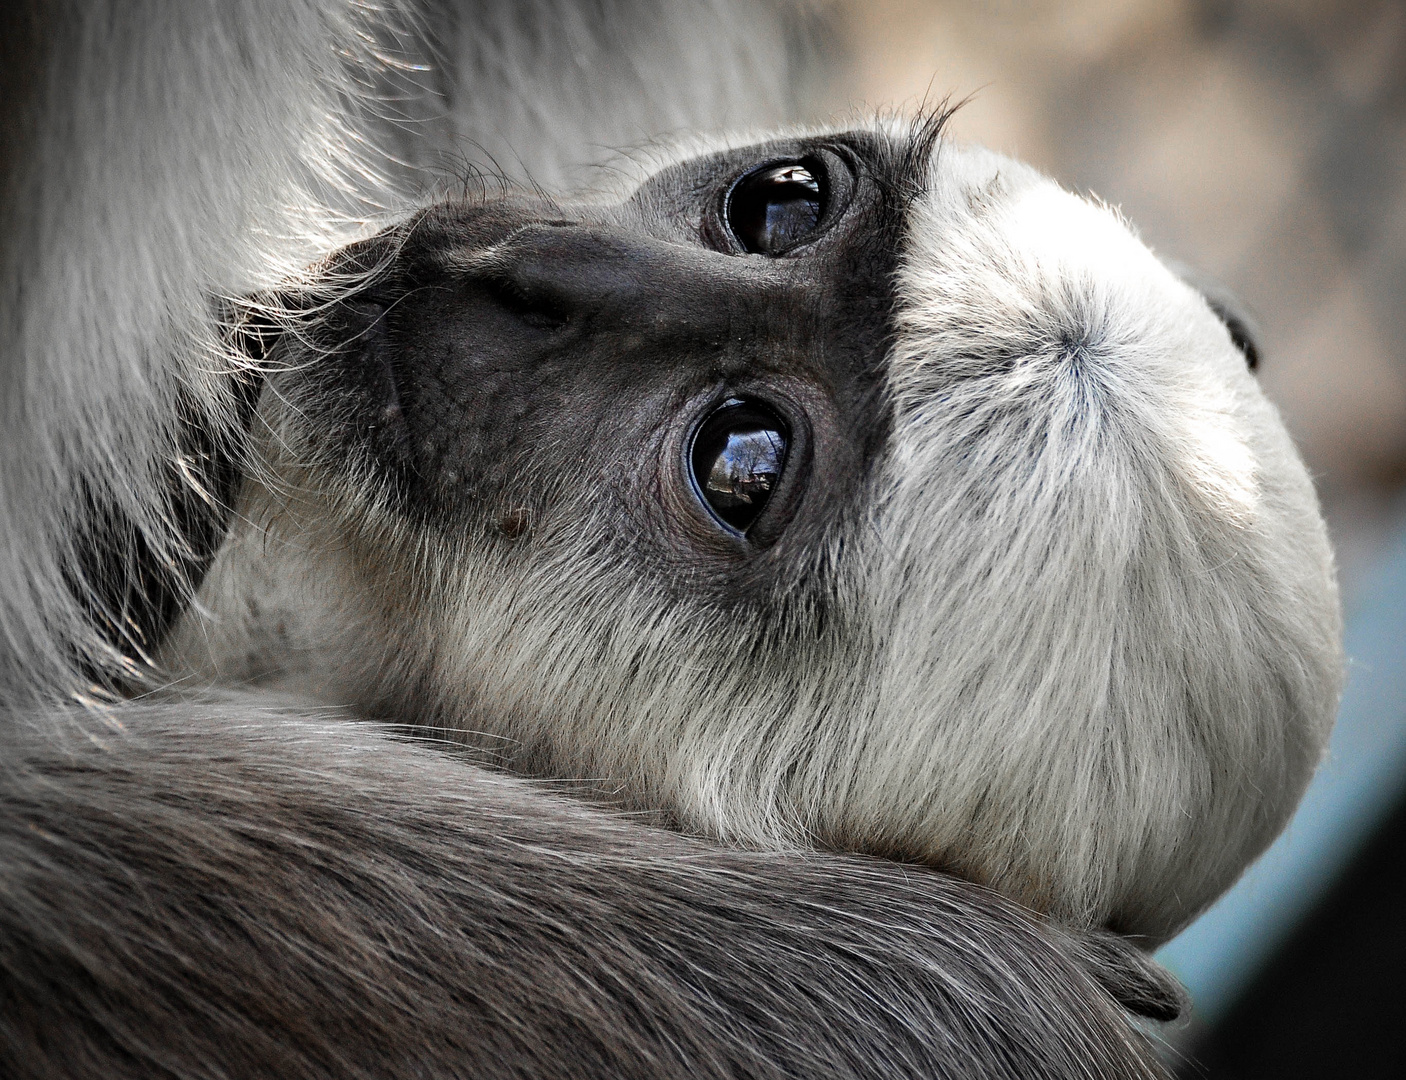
[0,699,1175,1080]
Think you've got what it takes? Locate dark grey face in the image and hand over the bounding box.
[281,130,926,605]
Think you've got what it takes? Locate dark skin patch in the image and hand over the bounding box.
[274,131,924,615]
[498,507,532,539]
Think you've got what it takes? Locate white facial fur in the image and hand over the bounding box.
[169,131,1342,944]
[853,146,1341,937]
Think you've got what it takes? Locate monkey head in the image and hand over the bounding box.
[168,116,1342,943]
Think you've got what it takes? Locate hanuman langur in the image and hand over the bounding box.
[173,120,1341,942]
[0,1,1340,1077]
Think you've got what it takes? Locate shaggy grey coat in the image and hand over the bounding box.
[0,1,1338,1076]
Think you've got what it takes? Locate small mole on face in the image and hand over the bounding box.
[498,507,531,539]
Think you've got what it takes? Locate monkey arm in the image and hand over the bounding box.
[0,699,1179,1080]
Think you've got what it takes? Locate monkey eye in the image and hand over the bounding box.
[690,398,789,533]
[726,159,826,255]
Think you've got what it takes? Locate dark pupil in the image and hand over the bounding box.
[727,162,823,254]
[691,400,788,532]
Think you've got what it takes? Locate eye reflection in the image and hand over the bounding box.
[727,161,824,255]
[690,399,789,533]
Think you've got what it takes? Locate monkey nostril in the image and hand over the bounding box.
[483,272,570,329]
[690,398,789,533]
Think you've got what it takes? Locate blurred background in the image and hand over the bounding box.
[812,1,1405,1074]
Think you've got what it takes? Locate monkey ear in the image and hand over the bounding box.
[1161,258,1262,371]
[220,285,315,369]
[224,302,287,368]
[222,225,405,370]
[1070,929,1189,1022]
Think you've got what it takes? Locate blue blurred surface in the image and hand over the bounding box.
[1157,504,1406,1022]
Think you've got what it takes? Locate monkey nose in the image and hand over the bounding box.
[473,223,769,338]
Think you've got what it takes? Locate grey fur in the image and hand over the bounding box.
[171,122,1341,944]
[0,701,1179,1079]
[0,0,1329,1074]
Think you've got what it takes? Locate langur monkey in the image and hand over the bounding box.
[0,2,1340,1077]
